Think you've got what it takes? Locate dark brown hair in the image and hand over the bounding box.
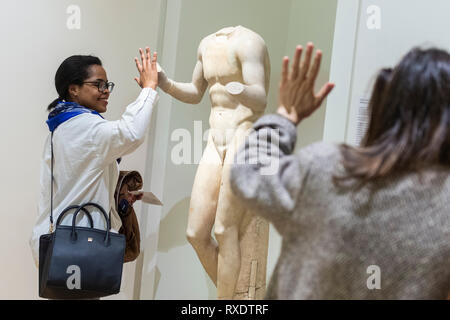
[336,47,450,185]
[48,55,102,111]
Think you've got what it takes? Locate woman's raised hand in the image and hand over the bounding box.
[277,43,335,125]
[134,47,158,89]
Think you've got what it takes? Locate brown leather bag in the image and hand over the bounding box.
[114,171,143,263]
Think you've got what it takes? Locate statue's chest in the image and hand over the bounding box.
[202,40,241,82]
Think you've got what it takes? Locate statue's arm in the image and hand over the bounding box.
[230,35,270,112]
[158,41,208,104]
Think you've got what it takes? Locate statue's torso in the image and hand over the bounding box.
[201,27,266,155]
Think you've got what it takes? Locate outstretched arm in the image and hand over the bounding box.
[158,41,208,104]
[93,47,159,166]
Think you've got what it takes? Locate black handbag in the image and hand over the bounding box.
[38,132,126,300]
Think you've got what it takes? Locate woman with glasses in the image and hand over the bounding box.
[29,48,158,268]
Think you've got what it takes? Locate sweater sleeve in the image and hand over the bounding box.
[90,88,158,166]
[230,113,312,231]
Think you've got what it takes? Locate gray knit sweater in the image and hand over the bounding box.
[230,114,450,299]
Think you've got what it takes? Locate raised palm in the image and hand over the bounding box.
[278,43,335,125]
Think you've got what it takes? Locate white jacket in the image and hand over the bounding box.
[30,88,158,266]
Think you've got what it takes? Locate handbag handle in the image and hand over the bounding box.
[71,202,112,245]
[56,205,94,227]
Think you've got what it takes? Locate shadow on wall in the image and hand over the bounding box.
[158,197,190,252]
[155,197,217,299]
[153,267,161,298]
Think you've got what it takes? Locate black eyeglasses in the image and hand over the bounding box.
[82,80,115,93]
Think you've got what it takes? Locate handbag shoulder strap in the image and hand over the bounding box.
[49,132,54,233]
[49,131,112,232]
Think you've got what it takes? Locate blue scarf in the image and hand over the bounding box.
[46,101,104,132]
[46,101,121,164]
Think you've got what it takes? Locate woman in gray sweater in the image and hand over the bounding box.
[230,43,450,299]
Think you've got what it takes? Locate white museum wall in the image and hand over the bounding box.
[325,0,450,145]
[285,0,338,149]
[142,0,338,299]
[323,0,360,143]
[0,0,163,299]
[347,0,450,145]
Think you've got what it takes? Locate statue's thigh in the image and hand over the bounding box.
[188,140,223,233]
[215,129,250,230]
